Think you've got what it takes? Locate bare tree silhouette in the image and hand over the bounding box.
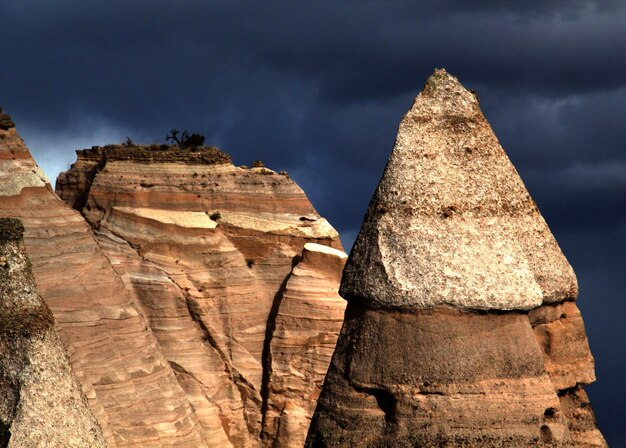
[166,129,205,148]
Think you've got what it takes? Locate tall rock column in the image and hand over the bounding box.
[306,69,605,447]
[262,243,348,448]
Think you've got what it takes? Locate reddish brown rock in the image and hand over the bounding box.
[0,218,106,447]
[309,305,573,447]
[529,301,605,445]
[306,70,605,447]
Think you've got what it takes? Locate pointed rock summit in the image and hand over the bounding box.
[342,68,576,311]
[0,107,15,130]
[307,70,605,447]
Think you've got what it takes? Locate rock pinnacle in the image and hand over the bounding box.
[341,68,577,311]
[306,69,605,448]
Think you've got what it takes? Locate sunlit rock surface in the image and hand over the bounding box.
[306,70,605,447]
[56,143,345,446]
[0,218,106,447]
[0,109,346,447]
[1,115,209,447]
[263,243,348,448]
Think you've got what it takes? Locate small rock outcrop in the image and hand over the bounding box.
[0,107,14,130]
[0,218,106,447]
[306,70,605,447]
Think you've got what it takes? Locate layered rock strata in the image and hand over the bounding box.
[0,110,346,446]
[263,243,348,448]
[54,142,344,445]
[0,218,106,447]
[56,144,344,446]
[306,69,605,447]
[1,112,210,446]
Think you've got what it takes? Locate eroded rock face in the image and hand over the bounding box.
[0,110,346,446]
[307,70,605,447]
[0,218,106,447]
[1,113,210,447]
[54,144,345,446]
[263,243,348,448]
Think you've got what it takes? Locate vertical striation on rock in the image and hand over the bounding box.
[262,243,348,448]
[0,218,106,447]
[306,69,605,447]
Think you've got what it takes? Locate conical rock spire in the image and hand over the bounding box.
[306,70,605,447]
[341,69,577,311]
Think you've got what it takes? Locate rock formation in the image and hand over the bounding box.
[0,109,346,446]
[0,108,15,131]
[0,218,106,447]
[263,243,347,448]
[55,144,345,447]
[1,111,210,447]
[306,69,605,447]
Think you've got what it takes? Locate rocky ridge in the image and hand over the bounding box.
[306,69,605,447]
[0,109,346,447]
[1,112,211,447]
[55,142,346,446]
[0,218,106,447]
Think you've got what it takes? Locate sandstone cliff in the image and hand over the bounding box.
[0,110,346,446]
[1,112,210,447]
[263,243,347,448]
[56,144,346,447]
[0,218,106,447]
[306,69,605,447]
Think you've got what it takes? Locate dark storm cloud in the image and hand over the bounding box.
[3,1,626,118]
[559,223,626,445]
[1,1,624,444]
[479,87,626,234]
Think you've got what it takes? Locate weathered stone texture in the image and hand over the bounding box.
[0,218,106,447]
[0,121,347,446]
[54,143,345,446]
[263,243,348,448]
[341,70,577,311]
[307,69,605,447]
[0,118,347,447]
[308,305,575,447]
[1,127,209,447]
[55,141,345,445]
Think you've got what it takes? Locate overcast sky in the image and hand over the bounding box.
[1,1,624,444]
